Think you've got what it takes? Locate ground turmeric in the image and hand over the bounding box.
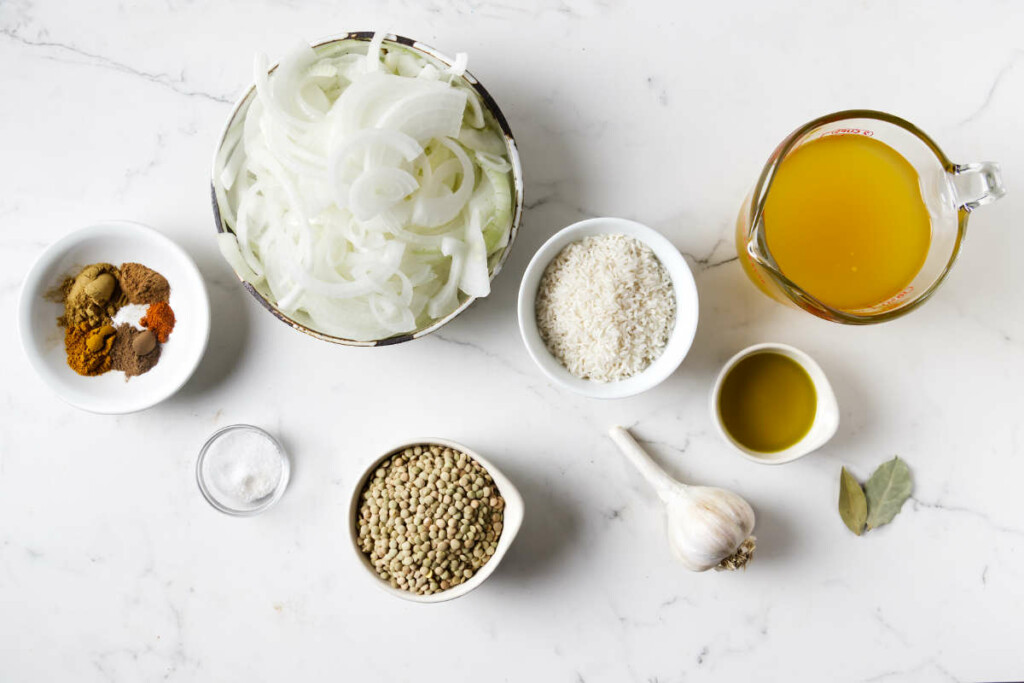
[65,322,114,376]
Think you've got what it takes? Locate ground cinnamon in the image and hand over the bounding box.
[120,263,170,304]
[140,302,176,342]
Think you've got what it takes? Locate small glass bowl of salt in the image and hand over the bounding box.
[196,424,290,515]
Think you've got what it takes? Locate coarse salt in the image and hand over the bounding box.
[111,303,150,330]
[202,428,283,506]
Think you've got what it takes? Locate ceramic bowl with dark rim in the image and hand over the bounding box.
[210,32,524,347]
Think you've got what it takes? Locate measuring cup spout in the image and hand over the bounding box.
[744,224,780,278]
[744,236,767,268]
[952,162,1006,211]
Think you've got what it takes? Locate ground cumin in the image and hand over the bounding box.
[111,325,161,378]
[140,302,176,342]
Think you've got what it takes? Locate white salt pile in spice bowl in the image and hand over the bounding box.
[197,425,290,515]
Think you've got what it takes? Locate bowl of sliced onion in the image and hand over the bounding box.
[212,32,523,346]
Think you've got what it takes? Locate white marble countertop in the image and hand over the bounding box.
[3,1,1023,681]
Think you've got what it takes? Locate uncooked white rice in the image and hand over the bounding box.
[535,234,676,382]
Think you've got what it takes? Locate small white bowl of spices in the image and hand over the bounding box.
[349,439,524,603]
[518,217,699,399]
[18,221,210,414]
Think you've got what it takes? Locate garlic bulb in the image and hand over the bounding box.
[609,425,756,572]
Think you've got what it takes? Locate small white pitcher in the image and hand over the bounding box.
[709,343,839,465]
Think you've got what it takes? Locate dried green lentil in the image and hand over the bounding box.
[356,445,505,596]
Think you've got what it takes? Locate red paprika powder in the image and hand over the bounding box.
[140,301,176,342]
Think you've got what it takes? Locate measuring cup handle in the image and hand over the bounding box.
[952,162,1006,211]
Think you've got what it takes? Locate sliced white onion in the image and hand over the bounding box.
[331,127,422,168]
[298,81,332,118]
[475,151,511,173]
[253,52,312,132]
[306,61,338,79]
[333,72,451,137]
[276,284,304,312]
[457,126,506,155]
[217,232,260,284]
[365,32,386,73]
[291,265,378,298]
[328,128,423,209]
[233,181,267,277]
[482,166,513,250]
[377,89,467,142]
[393,53,423,78]
[447,52,468,78]
[216,120,245,190]
[462,88,485,129]
[428,237,467,319]
[349,167,419,221]
[216,36,515,341]
[460,208,490,298]
[418,64,441,81]
[218,143,245,191]
[271,43,321,121]
[412,137,475,228]
[369,293,416,333]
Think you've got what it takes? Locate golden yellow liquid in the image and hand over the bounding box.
[718,352,816,453]
[763,134,932,311]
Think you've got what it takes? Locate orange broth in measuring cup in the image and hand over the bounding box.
[762,134,932,311]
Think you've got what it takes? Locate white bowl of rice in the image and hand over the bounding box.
[517,217,699,399]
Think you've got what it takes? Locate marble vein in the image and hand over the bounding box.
[871,608,911,647]
[910,497,1024,538]
[637,436,692,459]
[958,49,1023,126]
[862,658,959,683]
[0,27,234,104]
[430,331,537,385]
[680,237,739,272]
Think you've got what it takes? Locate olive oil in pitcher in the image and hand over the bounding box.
[717,351,817,454]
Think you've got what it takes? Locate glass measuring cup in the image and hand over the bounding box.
[736,110,1005,323]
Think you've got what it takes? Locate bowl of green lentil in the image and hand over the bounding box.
[349,439,524,603]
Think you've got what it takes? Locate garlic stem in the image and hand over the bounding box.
[608,425,683,501]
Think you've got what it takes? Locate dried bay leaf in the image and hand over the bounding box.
[838,467,867,535]
[864,456,913,530]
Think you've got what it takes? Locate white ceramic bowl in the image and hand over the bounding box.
[348,438,524,604]
[709,343,839,465]
[517,217,700,399]
[17,221,211,414]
